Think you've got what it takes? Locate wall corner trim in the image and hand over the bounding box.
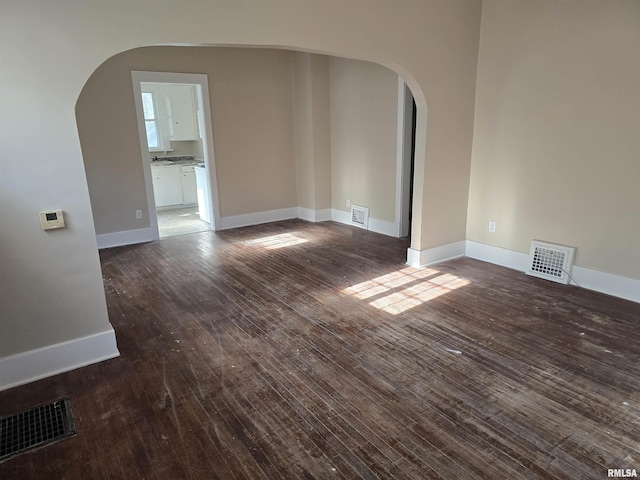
[0,328,120,392]
[298,207,332,223]
[406,241,466,267]
[465,240,640,304]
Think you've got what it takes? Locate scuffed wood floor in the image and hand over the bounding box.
[1,220,639,479]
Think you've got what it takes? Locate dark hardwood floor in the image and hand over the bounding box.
[1,220,639,479]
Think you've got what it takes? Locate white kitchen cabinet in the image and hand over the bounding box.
[180,165,197,205]
[152,164,198,207]
[152,165,183,207]
[169,85,198,141]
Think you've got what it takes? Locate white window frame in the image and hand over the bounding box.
[141,92,160,150]
[140,84,172,152]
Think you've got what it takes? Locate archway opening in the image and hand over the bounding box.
[76,45,427,252]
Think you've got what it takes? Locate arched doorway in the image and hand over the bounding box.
[77,46,425,251]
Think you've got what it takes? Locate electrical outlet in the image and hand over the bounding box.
[489,221,496,233]
[136,210,143,220]
[346,199,351,208]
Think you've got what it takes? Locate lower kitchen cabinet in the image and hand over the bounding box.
[180,166,197,205]
[152,164,197,207]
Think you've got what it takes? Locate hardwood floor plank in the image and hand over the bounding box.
[1,220,638,479]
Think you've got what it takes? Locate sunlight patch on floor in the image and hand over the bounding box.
[246,232,308,250]
[344,268,471,315]
[343,267,440,300]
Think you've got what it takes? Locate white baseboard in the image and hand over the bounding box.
[98,208,329,249]
[0,329,120,392]
[156,202,197,211]
[369,216,398,237]
[331,209,399,237]
[98,207,393,247]
[298,207,332,223]
[571,266,640,303]
[331,208,351,226]
[465,240,529,271]
[465,240,640,303]
[406,241,466,267]
[97,226,157,249]
[219,207,299,230]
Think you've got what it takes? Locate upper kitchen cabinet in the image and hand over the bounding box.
[141,83,199,151]
[169,85,198,141]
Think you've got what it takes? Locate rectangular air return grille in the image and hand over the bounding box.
[350,204,369,229]
[0,398,76,463]
[526,240,576,285]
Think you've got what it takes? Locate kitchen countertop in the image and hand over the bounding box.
[150,155,201,167]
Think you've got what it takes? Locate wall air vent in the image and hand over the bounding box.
[350,204,369,229]
[526,240,576,285]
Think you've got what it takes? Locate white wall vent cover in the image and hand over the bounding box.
[526,240,576,285]
[350,204,369,229]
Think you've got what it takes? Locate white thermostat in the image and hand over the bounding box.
[39,210,66,230]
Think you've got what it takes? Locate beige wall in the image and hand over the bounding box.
[7,0,637,373]
[468,0,640,280]
[0,0,481,360]
[330,57,400,223]
[293,53,332,212]
[80,48,417,236]
[294,53,315,210]
[78,46,298,235]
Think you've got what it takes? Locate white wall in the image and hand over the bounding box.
[0,0,481,383]
[0,7,114,360]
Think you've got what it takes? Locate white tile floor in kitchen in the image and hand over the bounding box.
[157,206,211,238]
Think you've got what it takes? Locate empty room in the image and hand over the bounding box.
[1,1,638,479]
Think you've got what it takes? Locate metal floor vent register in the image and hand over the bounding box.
[0,398,76,463]
[526,240,576,285]
[351,204,370,229]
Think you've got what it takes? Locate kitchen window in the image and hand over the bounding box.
[141,88,172,152]
[142,92,160,149]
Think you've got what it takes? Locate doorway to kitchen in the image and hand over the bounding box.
[131,71,220,240]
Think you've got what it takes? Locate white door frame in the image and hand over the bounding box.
[395,79,414,238]
[131,71,221,239]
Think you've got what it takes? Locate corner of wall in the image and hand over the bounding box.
[406,241,466,267]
